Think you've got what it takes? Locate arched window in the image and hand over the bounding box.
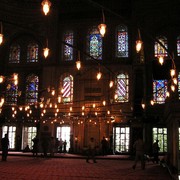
[177,36,180,56]
[9,44,20,63]
[63,31,74,61]
[153,79,167,104]
[178,72,180,99]
[116,25,129,58]
[27,43,39,62]
[154,36,168,57]
[87,26,102,60]
[25,74,39,104]
[60,74,73,103]
[5,75,18,105]
[115,73,129,102]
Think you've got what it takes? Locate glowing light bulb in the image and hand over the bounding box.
[0,34,3,45]
[43,47,49,58]
[76,60,81,70]
[41,0,51,16]
[158,56,164,65]
[98,23,106,37]
[136,40,142,52]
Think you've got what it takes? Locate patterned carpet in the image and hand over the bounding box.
[0,156,173,180]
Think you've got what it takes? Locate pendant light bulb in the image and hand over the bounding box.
[42,0,51,16]
[98,24,106,37]
[43,47,49,58]
[158,56,164,65]
[136,40,142,53]
[0,34,3,45]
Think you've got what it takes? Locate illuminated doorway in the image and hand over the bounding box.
[56,126,70,152]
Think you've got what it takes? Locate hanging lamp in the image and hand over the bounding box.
[0,22,3,45]
[41,0,51,16]
[98,9,106,37]
[136,29,143,53]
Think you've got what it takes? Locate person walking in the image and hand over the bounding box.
[152,140,160,164]
[1,134,9,161]
[86,137,97,163]
[132,136,145,170]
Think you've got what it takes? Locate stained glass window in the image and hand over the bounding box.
[9,44,20,63]
[154,36,168,57]
[61,75,73,103]
[177,36,180,56]
[153,127,167,152]
[116,25,129,57]
[5,75,18,105]
[178,72,180,99]
[115,73,129,102]
[153,79,167,104]
[25,74,39,104]
[87,26,102,60]
[27,43,38,62]
[63,31,73,61]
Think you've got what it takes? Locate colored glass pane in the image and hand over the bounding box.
[87,27,102,60]
[25,74,39,104]
[154,36,168,57]
[64,32,73,61]
[153,80,167,104]
[116,25,128,57]
[178,72,180,99]
[62,75,73,103]
[115,73,129,102]
[27,43,38,62]
[177,36,180,56]
[5,77,18,105]
[9,44,20,63]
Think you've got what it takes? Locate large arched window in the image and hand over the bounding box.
[25,74,39,104]
[27,43,39,63]
[9,44,20,63]
[5,74,18,105]
[63,31,74,61]
[177,36,180,56]
[115,73,129,102]
[87,26,102,60]
[153,79,167,104]
[154,36,168,57]
[116,25,129,58]
[60,74,73,103]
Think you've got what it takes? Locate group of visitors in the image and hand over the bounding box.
[132,136,160,170]
[31,136,68,158]
[0,133,160,168]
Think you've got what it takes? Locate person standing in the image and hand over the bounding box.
[1,134,9,161]
[59,138,63,153]
[86,137,97,163]
[63,140,67,153]
[132,136,145,170]
[101,136,108,156]
[152,140,160,164]
[32,136,39,157]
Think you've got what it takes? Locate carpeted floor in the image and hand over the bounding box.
[0,156,173,180]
